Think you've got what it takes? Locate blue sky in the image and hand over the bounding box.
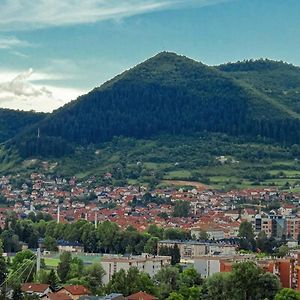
[0,0,299,112]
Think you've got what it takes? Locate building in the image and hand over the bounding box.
[79,294,125,300]
[193,255,257,278]
[101,253,171,284]
[157,240,236,259]
[127,291,158,300]
[194,251,300,290]
[21,283,51,297]
[42,292,73,300]
[56,285,91,300]
[191,227,225,240]
[285,216,300,240]
[57,240,84,253]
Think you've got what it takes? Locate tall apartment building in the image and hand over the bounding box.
[252,214,300,241]
[194,251,300,290]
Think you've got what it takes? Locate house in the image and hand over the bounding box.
[41,292,73,300]
[57,240,84,253]
[127,291,158,300]
[21,283,51,297]
[79,294,125,300]
[56,285,91,300]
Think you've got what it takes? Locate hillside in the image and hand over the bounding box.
[9,52,300,158]
[218,59,300,114]
[0,108,46,143]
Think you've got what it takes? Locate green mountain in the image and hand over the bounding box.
[218,59,300,114]
[9,52,300,158]
[0,108,46,143]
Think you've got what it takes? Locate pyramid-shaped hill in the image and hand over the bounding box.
[11,52,300,157]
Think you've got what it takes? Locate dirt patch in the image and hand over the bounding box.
[162,180,208,190]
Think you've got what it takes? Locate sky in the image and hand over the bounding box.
[0,0,300,112]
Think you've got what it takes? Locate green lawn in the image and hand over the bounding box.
[164,170,191,179]
[43,253,102,268]
[43,258,59,267]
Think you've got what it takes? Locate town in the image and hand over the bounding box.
[0,172,300,299]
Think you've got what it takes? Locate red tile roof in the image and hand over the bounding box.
[127,291,158,300]
[21,283,49,293]
[47,292,73,300]
[63,285,91,295]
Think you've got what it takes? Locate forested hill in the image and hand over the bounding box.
[217,59,300,114]
[0,109,46,143]
[9,52,300,157]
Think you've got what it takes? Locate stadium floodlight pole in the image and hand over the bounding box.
[36,248,41,274]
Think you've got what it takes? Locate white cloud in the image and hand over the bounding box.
[0,35,29,48]
[0,69,85,112]
[0,0,231,31]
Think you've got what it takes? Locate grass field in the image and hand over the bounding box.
[43,253,102,268]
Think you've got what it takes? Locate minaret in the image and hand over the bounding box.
[94,212,97,229]
[37,128,40,139]
[57,205,60,224]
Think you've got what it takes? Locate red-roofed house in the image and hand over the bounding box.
[57,285,91,300]
[21,283,51,297]
[127,291,158,300]
[41,292,73,300]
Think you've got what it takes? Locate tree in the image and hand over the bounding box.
[11,250,36,282]
[196,229,209,241]
[257,272,281,300]
[154,266,180,299]
[43,236,58,251]
[47,270,60,291]
[167,292,184,300]
[106,267,156,297]
[256,231,273,253]
[67,257,84,280]
[231,261,261,300]
[144,237,159,254]
[163,228,190,240]
[83,263,105,294]
[173,201,190,217]
[179,268,202,288]
[34,269,48,284]
[277,245,289,258]
[238,221,254,240]
[238,221,255,250]
[57,252,72,283]
[200,272,234,300]
[97,221,120,253]
[147,225,164,239]
[275,288,300,300]
[106,269,127,296]
[12,284,23,300]
[0,240,7,285]
[158,245,180,265]
[231,261,280,300]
